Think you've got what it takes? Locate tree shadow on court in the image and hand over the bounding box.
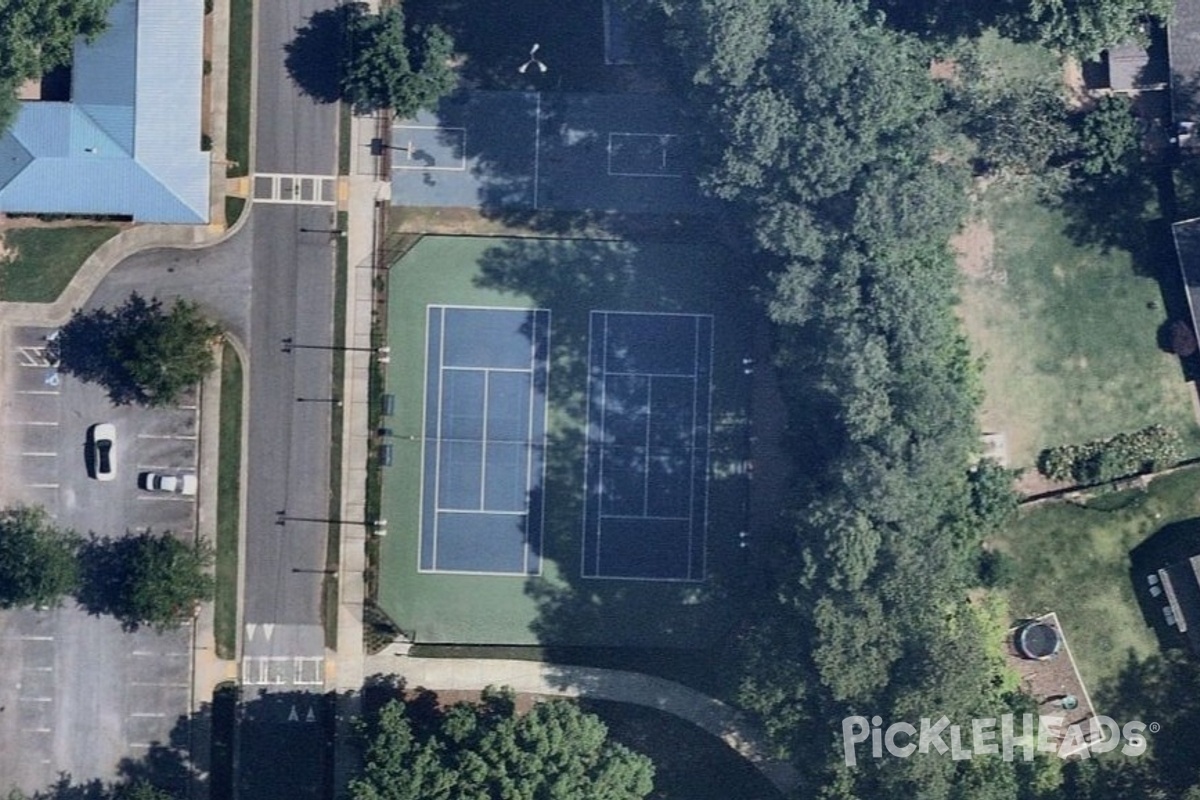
[403,0,629,93]
[464,235,775,699]
[283,6,350,105]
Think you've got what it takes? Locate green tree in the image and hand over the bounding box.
[0,0,117,132]
[0,505,79,609]
[1076,94,1140,177]
[78,532,214,632]
[340,3,456,116]
[351,687,655,800]
[121,533,214,632]
[0,0,115,83]
[1024,0,1173,58]
[51,292,222,408]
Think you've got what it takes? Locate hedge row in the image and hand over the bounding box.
[1037,424,1183,483]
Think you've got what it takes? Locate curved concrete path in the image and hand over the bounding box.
[372,653,800,794]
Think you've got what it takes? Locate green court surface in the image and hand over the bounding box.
[378,236,756,647]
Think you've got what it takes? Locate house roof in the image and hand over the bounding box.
[1170,0,1200,120]
[1173,219,1200,339]
[1107,41,1156,91]
[0,0,209,223]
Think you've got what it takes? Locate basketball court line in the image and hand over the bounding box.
[392,125,468,171]
[607,132,683,178]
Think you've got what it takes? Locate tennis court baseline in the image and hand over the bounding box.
[582,311,713,581]
[419,306,550,575]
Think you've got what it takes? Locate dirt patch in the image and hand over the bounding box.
[952,218,1000,283]
[1015,467,1072,498]
[0,232,16,263]
[1062,57,1095,111]
[930,58,958,82]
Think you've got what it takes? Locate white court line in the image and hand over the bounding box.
[602,514,691,521]
[533,92,542,210]
[17,390,59,396]
[20,421,58,426]
[392,125,468,172]
[479,370,490,511]
[130,682,189,688]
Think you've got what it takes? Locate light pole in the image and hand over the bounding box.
[299,226,346,239]
[518,43,548,74]
[296,396,343,407]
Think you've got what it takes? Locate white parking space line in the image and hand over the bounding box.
[131,651,190,657]
[136,434,198,441]
[21,452,57,457]
[25,666,53,672]
[129,682,190,688]
[21,727,52,733]
[16,390,59,396]
[8,635,54,641]
[177,405,198,411]
[20,421,58,427]
[128,742,154,749]
[129,712,167,718]
[28,483,59,489]
[135,495,193,502]
[19,697,53,703]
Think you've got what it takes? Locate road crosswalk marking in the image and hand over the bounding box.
[252,173,337,206]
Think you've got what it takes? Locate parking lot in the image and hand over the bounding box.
[0,324,202,793]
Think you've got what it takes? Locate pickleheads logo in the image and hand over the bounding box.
[841,714,1152,766]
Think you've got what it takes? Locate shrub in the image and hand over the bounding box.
[979,549,1018,589]
[1037,425,1183,483]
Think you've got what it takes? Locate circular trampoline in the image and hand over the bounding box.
[1016,621,1062,660]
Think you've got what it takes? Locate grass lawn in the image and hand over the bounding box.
[958,181,1200,467]
[214,343,244,659]
[0,226,119,302]
[225,196,246,228]
[322,210,349,650]
[378,235,756,648]
[992,466,1200,706]
[580,700,784,800]
[225,0,252,178]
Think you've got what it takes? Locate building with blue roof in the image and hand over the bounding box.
[0,0,209,224]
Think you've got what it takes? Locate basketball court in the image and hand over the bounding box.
[389,90,715,214]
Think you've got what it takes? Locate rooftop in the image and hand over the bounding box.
[0,0,209,223]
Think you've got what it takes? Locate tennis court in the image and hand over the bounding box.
[583,311,712,581]
[419,306,550,575]
[390,90,714,214]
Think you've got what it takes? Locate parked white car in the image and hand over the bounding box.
[90,423,116,481]
[139,472,197,496]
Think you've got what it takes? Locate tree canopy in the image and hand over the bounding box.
[351,687,655,800]
[78,532,214,633]
[340,2,456,116]
[0,505,80,610]
[0,0,117,131]
[51,292,222,408]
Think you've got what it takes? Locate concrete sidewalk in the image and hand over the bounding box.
[368,652,801,795]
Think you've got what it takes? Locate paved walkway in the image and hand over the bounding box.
[365,652,800,794]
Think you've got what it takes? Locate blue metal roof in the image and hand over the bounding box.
[0,0,209,223]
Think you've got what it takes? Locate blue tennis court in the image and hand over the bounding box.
[582,311,713,581]
[419,306,550,575]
